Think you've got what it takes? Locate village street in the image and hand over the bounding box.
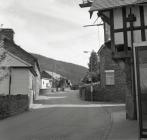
[0,90,125,140]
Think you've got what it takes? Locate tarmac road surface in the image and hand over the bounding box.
[0,89,124,140]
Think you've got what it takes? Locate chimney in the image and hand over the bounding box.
[0,28,14,41]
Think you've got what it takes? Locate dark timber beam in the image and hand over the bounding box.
[110,10,115,53]
[98,11,110,25]
[113,25,147,32]
[79,1,92,8]
[139,6,146,41]
[122,7,128,54]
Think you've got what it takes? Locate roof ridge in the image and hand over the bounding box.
[89,0,141,12]
[3,38,36,65]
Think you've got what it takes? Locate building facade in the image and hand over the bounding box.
[0,28,41,105]
[80,0,147,119]
[41,71,53,89]
[98,41,126,102]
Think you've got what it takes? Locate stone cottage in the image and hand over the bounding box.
[0,28,41,105]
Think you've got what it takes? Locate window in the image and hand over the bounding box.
[105,70,115,85]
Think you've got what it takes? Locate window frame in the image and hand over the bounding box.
[105,70,115,85]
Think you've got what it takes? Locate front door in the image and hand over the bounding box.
[134,43,147,138]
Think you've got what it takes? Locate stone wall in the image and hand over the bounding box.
[99,45,127,102]
[79,84,125,102]
[40,89,52,95]
[0,94,29,119]
[79,44,127,103]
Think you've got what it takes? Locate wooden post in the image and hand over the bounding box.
[9,68,12,95]
[125,7,137,119]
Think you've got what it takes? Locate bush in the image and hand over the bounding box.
[81,72,100,84]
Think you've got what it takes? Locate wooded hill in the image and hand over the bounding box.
[32,53,88,84]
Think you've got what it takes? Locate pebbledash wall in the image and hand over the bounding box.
[98,42,127,102]
[0,50,35,98]
[0,29,41,99]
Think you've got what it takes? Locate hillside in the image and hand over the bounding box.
[32,53,88,84]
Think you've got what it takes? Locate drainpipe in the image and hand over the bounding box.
[129,7,137,119]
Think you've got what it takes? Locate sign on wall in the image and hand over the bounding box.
[105,70,115,85]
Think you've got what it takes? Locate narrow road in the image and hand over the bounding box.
[0,90,124,140]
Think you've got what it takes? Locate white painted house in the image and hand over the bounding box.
[41,70,62,89]
[41,78,52,89]
[41,71,53,89]
[0,28,41,105]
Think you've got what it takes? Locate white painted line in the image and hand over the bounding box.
[31,104,125,109]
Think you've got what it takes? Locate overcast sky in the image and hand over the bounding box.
[0,0,104,67]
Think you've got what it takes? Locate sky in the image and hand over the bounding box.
[0,0,104,67]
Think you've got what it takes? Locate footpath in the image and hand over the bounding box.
[107,109,138,140]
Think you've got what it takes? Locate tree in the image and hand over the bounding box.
[88,50,99,72]
[81,51,100,83]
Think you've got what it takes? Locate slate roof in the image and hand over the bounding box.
[89,0,147,12]
[135,0,147,3]
[41,71,52,79]
[45,71,62,80]
[3,38,37,66]
[0,29,40,74]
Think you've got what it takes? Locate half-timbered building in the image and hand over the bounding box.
[80,0,147,119]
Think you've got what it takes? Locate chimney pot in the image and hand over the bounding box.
[0,28,14,41]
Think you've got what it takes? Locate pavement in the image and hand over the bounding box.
[0,89,139,140]
[107,109,138,140]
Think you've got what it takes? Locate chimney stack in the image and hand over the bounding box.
[0,28,14,41]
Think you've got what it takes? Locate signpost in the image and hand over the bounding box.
[134,42,147,139]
